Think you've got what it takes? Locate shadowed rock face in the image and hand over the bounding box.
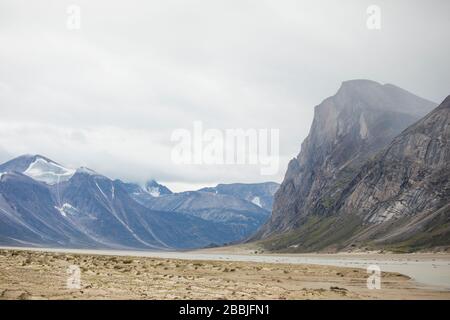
[252,80,448,252]
[344,96,450,223]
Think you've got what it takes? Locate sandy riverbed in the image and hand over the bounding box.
[1,248,450,300]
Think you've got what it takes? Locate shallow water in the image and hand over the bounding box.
[3,246,450,291]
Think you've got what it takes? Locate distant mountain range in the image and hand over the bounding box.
[252,80,450,253]
[198,183,279,212]
[0,155,278,249]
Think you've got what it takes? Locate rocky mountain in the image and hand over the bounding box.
[252,80,448,252]
[0,155,274,249]
[199,182,279,211]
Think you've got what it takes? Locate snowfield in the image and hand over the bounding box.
[24,158,76,185]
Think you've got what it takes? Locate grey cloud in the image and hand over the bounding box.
[0,0,449,191]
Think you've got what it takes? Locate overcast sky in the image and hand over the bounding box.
[0,0,449,191]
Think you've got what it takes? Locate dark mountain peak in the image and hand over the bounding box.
[145,180,172,197]
[436,95,450,110]
[146,179,159,186]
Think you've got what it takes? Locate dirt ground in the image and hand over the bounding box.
[1,249,449,300]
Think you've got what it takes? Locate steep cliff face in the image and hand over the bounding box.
[255,80,436,240]
[336,95,450,250]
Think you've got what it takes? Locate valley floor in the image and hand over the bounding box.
[1,248,450,299]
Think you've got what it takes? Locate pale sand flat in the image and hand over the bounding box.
[1,249,450,300]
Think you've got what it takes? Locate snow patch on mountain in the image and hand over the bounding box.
[251,196,262,207]
[147,187,160,197]
[55,203,79,217]
[24,158,75,185]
